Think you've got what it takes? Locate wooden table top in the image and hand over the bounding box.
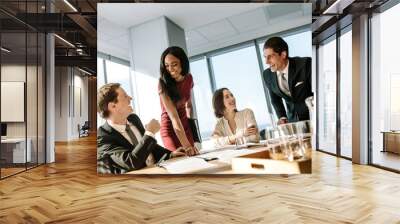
[125,143,312,175]
[126,145,270,175]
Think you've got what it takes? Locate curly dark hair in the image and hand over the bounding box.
[159,46,189,103]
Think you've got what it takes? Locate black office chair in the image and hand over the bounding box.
[79,121,90,138]
[259,129,267,140]
[188,118,202,143]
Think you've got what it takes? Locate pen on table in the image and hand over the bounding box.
[156,153,168,167]
[204,157,218,162]
[196,157,218,162]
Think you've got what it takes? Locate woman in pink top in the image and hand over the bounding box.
[158,46,198,156]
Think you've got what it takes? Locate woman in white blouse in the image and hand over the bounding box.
[211,88,260,146]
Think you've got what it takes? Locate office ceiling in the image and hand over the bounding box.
[0,0,393,76]
[98,3,310,58]
[0,0,99,74]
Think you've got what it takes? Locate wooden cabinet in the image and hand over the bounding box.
[382,131,400,154]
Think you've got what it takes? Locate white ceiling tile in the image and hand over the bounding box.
[185,30,209,46]
[228,8,267,33]
[196,20,237,41]
[266,4,303,19]
[98,3,269,30]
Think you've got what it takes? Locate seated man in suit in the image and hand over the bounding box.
[262,36,313,124]
[97,83,186,174]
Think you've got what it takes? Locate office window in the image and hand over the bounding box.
[97,58,105,90]
[190,58,214,139]
[339,28,352,158]
[131,71,164,145]
[105,60,132,97]
[317,36,337,154]
[0,3,46,178]
[371,3,400,171]
[211,46,272,130]
[282,30,312,58]
[133,72,160,125]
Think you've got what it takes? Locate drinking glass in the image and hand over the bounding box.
[295,120,312,159]
[235,129,247,149]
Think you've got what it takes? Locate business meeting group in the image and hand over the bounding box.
[97,36,313,174]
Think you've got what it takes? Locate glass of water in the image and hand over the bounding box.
[235,129,247,149]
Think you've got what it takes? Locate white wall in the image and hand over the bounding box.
[55,66,68,141]
[129,17,169,80]
[54,67,89,141]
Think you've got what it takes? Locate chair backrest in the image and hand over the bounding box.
[188,118,202,143]
[82,121,90,129]
[259,129,266,140]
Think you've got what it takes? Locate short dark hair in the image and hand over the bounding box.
[97,83,120,118]
[213,88,229,118]
[263,36,289,59]
[159,46,190,103]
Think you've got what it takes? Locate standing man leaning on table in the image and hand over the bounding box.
[262,36,313,124]
[97,83,187,174]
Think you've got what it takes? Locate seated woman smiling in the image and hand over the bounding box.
[211,88,260,147]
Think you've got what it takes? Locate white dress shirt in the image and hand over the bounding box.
[107,119,155,166]
[211,108,260,147]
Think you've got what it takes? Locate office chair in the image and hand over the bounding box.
[79,121,90,138]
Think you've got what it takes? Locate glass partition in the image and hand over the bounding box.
[370,3,400,171]
[0,2,46,178]
[1,30,28,177]
[339,27,352,158]
[317,35,337,155]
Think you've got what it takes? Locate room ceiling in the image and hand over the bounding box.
[1,0,393,76]
[97,3,310,59]
[0,0,99,74]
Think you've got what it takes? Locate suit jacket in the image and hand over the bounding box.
[263,57,313,122]
[97,113,171,174]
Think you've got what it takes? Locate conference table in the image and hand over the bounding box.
[126,141,312,175]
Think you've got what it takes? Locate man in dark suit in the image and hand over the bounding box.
[97,83,186,174]
[262,36,313,124]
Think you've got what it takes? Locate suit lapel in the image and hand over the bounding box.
[288,58,297,94]
[103,121,134,148]
[271,71,287,98]
[128,114,145,135]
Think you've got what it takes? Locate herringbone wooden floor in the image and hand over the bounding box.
[0,135,399,223]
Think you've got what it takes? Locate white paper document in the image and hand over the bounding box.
[198,140,236,154]
[197,148,265,164]
[159,157,217,174]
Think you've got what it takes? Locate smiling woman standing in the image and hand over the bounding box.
[158,46,198,156]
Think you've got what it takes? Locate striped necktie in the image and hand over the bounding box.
[279,72,291,96]
[125,124,138,146]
